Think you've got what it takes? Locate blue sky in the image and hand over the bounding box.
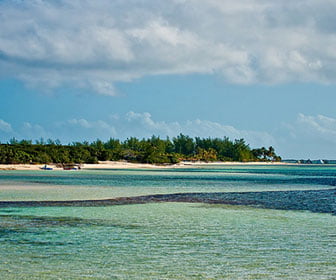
[1,0,336,159]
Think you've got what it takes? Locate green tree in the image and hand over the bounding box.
[173,134,195,156]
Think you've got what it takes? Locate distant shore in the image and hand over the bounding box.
[0,160,296,171]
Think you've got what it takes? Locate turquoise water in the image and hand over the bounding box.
[0,165,335,279]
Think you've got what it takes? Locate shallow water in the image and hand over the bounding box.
[0,165,335,279]
[1,165,336,201]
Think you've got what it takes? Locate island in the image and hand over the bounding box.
[0,134,280,166]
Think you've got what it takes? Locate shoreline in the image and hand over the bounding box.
[0,160,297,171]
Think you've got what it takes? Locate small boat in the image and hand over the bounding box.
[63,164,81,170]
[63,166,78,170]
[40,165,53,170]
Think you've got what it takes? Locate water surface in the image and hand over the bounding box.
[0,165,335,279]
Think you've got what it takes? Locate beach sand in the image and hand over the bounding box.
[0,160,294,171]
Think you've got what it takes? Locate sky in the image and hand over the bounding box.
[1,0,336,159]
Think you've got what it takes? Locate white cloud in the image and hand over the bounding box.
[1,0,336,94]
[0,112,275,148]
[54,118,117,141]
[120,111,275,148]
[20,122,51,140]
[0,119,12,133]
[123,111,181,137]
[67,119,116,135]
[276,113,336,158]
[295,113,336,140]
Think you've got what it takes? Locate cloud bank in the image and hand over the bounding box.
[1,0,336,94]
[276,114,336,158]
[0,112,275,149]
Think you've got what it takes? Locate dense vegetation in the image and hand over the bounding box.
[0,135,281,164]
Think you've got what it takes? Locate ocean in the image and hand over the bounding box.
[0,165,335,279]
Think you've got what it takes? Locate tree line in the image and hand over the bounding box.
[0,134,281,164]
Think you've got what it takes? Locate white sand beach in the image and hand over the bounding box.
[0,160,295,171]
